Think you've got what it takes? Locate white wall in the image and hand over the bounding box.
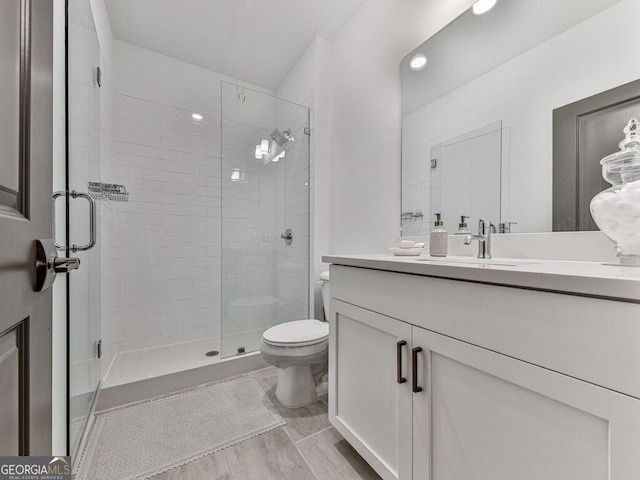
[113,40,273,117]
[89,0,113,65]
[328,0,475,255]
[185,0,482,317]
[109,95,224,351]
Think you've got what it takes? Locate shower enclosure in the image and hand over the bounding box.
[220,82,311,357]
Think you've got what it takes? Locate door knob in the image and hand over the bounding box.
[34,239,81,292]
[53,256,81,273]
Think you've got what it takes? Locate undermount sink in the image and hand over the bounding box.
[414,257,535,268]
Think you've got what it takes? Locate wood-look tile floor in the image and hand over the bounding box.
[150,366,382,480]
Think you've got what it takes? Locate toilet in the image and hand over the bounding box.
[260,271,331,408]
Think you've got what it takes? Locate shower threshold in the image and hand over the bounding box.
[97,330,267,410]
[105,330,265,388]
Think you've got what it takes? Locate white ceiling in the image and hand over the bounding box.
[105,0,364,90]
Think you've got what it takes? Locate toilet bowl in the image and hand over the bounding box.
[260,272,331,408]
[260,319,328,407]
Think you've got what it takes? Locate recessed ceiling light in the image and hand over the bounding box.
[409,54,428,71]
[192,113,203,120]
[472,0,497,15]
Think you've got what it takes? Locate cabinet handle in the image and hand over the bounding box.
[397,340,407,384]
[412,347,423,393]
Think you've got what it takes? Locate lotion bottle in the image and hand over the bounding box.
[430,213,448,257]
[455,215,470,235]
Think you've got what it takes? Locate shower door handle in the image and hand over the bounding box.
[53,190,97,252]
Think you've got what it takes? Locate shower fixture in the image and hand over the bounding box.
[270,128,296,148]
[270,129,287,147]
[283,129,295,143]
[257,129,294,162]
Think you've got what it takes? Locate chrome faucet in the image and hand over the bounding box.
[464,219,493,259]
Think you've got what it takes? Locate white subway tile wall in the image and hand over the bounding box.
[107,94,222,352]
[106,90,311,356]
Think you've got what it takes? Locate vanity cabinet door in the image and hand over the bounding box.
[412,327,640,480]
[329,299,413,480]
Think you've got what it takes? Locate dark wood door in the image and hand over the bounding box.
[0,0,54,455]
[553,79,640,231]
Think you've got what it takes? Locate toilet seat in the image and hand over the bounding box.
[262,319,329,347]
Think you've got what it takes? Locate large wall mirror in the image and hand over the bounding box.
[401,0,640,236]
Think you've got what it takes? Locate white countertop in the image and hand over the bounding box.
[322,254,640,302]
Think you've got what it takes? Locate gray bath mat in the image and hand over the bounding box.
[76,376,285,480]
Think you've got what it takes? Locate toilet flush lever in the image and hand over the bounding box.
[281,229,293,245]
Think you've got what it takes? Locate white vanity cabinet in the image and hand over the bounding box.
[329,300,413,480]
[326,263,640,480]
[411,327,640,480]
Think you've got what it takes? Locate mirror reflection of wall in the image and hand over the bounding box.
[430,122,502,234]
[402,121,503,236]
[401,0,640,235]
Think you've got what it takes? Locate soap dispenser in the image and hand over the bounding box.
[456,215,470,235]
[430,213,448,257]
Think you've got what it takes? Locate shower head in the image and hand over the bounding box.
[270,129,287,147]
[283,129,295,143]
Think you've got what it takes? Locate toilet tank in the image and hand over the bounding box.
[319,271,330,321]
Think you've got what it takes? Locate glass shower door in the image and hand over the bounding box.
[66,0,102,462]
[220,82,310,358]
